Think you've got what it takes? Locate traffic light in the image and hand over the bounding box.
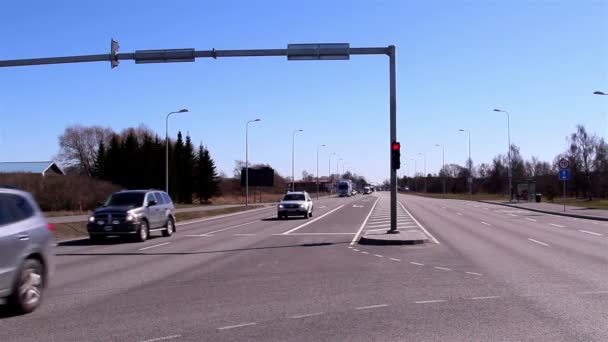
[110,39,120,69]
[391,141,401,169]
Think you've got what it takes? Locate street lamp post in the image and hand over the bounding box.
[316,144,326,200]
[165,108,189,194]
[328,152,336,197]
[435,144,445,197]
[291,129,303,192]
[245,118,262,206]
[418,152,427,192]
[494,109,512,201]
[459,129,472,199]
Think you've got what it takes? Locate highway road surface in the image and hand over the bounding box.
[2,192,608,341]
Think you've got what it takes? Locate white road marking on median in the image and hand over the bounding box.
[434,267,452,271]
[456,212,463,216]
[139,335,182,342]
[389,258,401,261]
[138,242,171,251]
[466,272,483,276]
[471,296,500,300]
[398,202,440,244]
[282,205,345,235]
[548,223,565,228]
[366,223,390,228]
[355,304,388,310]
[409,262,424,266]
[481,221,491,226]
[202,220,262,235]
[273,232,355,236]
[374,254,384,258]
[218,322,257,330]
[289,312,325,319]
[525,218,537,222]
[579,230,603,236]
[353,205,365,208]
[528,238,549,246]
[350,197,381,246]
[414,300,445,304]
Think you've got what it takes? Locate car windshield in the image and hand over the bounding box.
[338,183,349,190]
[283,194,305,201]
[104,192,145,207]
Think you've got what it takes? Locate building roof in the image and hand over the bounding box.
[0,161,65,175]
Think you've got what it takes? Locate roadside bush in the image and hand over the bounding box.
[0,173,119,212]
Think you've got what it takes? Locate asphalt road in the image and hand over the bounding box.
[2,192,608,341]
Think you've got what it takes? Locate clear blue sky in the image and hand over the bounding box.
[1,0,607,183]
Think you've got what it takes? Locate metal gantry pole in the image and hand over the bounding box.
[389,45,398,233]
[442,146,446,197]
[328,153,335,198]
[165,114,170,193]
[316,144,325,200]
[468,130,472,200]
[507,112,512,202]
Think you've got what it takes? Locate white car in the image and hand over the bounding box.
[277,191,314,219]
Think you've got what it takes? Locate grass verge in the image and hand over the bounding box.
[53,205,266,241]
[400,192,507,201]
[545,198,608,210]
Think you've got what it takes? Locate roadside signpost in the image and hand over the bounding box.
[558,158,570,212]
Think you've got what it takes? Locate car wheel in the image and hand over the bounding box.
[7,259,44,314]
[309,210,313,218]
[162,217,174,237]
[136,220,149,242]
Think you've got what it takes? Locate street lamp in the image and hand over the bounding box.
[328,152,336,197]
[494,108,512,201]
[418,152,427,192]
[165,108,189,194]
[458,128,472,199]
[245,118,262,206]
[316,144,326,199]
[291,129,303,192]
[435,144,445,197]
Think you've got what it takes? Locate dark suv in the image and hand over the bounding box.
[87,190,176,242]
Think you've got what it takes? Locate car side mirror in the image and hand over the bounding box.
[96,202,104,207]
[148,200,157,207]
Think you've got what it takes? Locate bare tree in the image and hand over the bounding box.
[57,125,114,175]
[568,125,598,200]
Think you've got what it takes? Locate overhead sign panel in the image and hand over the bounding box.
[287,43,350,60]
[134,49,195,64]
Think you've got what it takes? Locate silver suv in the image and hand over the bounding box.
[87,190,176,242]
[277,191,314,219]
[0,188,54,314]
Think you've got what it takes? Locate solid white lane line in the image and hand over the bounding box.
[218,323,256,330]
[350,197,381,245]
[579,230,603,236]
[203,220,261,235]
[471,296,500,300]
[355,304,388,310]
[480,221,491,226]
[398,201,440,244]
[525,218,537,222]
[414,300,445,304]
[456,213,463,216]
[548,223,565,228]
[138,242,171,251]
[466,272,483,276]
[289,312,325,319]
[434,267,452,271]
[374,254,384,258]
[177,206,272,226]
[389,258,401,261]
[409,262,424,266]
[528,238,549,246]
[282,205,345,235]
[139,335,182,342]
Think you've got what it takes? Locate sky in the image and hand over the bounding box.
[1,0,607,183]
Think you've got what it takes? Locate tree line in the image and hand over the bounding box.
[395,125,608,200]
[58,124,220,203]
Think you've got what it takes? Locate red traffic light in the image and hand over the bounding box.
[392,142,400,150]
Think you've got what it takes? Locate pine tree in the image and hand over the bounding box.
[105,134,122,185]
[92,141,107,179]
[195,143,220,203]
[180,134,195,204]
[122,129,140,189]
[171,131,185,201]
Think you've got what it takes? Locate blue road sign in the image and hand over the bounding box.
[559,169,570,181]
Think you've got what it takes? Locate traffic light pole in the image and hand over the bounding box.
[0,41,399,237]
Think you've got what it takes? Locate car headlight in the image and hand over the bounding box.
[126,213,136,221]
[278,204,284,209]
[300,204,306,208]
[88,216,95,223]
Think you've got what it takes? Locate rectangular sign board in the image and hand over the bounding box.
[559,169,570,181]
[241,167,275,187]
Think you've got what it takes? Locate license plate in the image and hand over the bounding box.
[104,226,113,232]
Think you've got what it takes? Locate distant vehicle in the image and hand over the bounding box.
[277,191,313,219]
[87,190,176,242]
[363,186,372,194]
[0,187,54,314]
[337,179,353,197]
[351,189,357,196]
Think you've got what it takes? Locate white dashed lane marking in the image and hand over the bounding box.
[528,238,549,246]
[466,272,483,276]
[471,296,500,300]
[480,221,491,226]
[414,300,445,304]
[355,304,388,310]
[579,230,603,236]
[218,323,257,330]
[525,218,537,222]
[549,223,565,228]
[288,312,325,319]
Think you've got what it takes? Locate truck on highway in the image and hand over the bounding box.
[337,179,353,197]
